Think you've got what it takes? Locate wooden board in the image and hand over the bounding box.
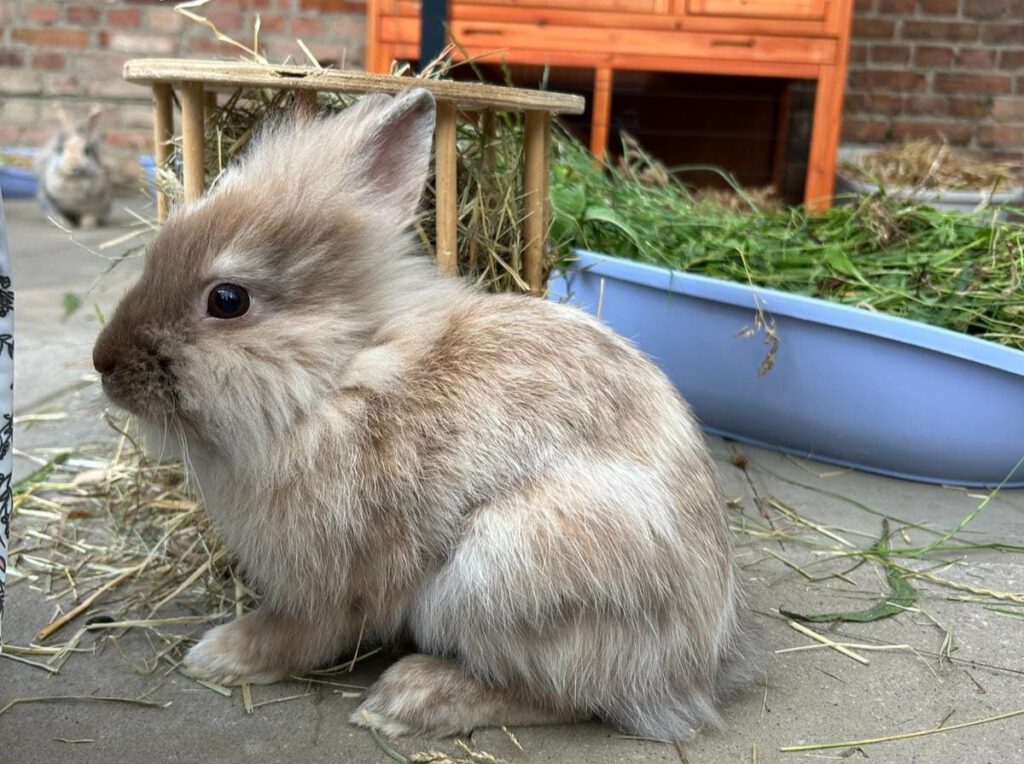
[382,19,838,66]
[686,0,826,20]
[123,59,585,115]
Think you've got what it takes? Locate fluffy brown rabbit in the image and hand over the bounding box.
[37,106,113,229]
[92,89,762,740]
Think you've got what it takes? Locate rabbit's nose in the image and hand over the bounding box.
[92,345,117,376]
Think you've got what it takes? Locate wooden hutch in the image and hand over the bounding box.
[366,0,856,209]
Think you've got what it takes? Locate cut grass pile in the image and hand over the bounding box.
[549,134,1024,350]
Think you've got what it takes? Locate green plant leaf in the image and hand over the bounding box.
[582,205,642,247]
[551,183,587,219]
[779,520,917,623]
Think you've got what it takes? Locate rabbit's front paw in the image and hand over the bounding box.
[182,619,288,686]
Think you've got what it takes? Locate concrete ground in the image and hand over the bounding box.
[2,196,1023,763]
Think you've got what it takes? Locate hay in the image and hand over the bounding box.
[152,46,547,294]
[6,435,247,674]
[841,138,1022,193]
[0,151,35,170]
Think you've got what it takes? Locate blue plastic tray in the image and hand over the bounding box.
[0,148,38,199]
[550,250,1024,487]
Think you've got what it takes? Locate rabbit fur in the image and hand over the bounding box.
[92,89,762,741]
[37,106,112,229]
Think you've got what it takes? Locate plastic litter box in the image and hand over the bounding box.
[550,250,1024,488]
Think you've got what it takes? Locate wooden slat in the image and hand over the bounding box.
[151,83,174,222]
[805,0,854,209]
[523,110,550,294]
[180,81,206,203]
[686,0,826,20]
[470,0,661,12]
[382,41,823,79]
[123,59,584,115]
[434,102,459,276]
[381,18,837,65]
[389,1,839,37]
[590,68,613,160]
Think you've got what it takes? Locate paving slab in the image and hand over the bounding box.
[2,198,1022,763]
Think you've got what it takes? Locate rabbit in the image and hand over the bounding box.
[37,106,113,229]
[91,88,763,741]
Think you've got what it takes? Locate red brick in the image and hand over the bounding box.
[992,97,1024,121]
[289,16,326,36]
[865,92,903,114]
[299,0,366,10]
[981,23,1024,44]
[852,18,894,39]
[891,121,973,143]
[904,95,948,115]
[0,50,25,67]
[935,73,1012,95]
[32,51,65,71]
[67,5,102,24]
[977,125,1024,148]
[854,0,875,12]
[106,32,176,55]
[185,37,230,54]
[914,46,953,67]
[962,0,1014,19]
[206,11,243,32]
[1000,50,1024,69]
[903,21,979,42]
[848,69,927,91]
[843,92,869,112]
[948,98,991,119]
[11,28,91,48]
[954,48,997,68]
[871,44,911,65]
[919,0,960,13]
[842,118,888,142]
[257,14,285,34]
[876,0,914,11]
[108,8,143,27]
[27,5,59,24]
[849,43,869,64]
[147,7,183,32]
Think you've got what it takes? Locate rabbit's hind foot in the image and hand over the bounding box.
[351,653,579,738]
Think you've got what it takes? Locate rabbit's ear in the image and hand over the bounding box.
[344,88,437,221]
[56,104,73,134]
[84,107,103,135]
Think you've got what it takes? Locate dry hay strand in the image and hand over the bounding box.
[149,46,548,294]
[842,138,1022,193]
[0,151,35,170]
[6,430,252,680]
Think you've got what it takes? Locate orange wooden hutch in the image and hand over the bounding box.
[366,0,855,210]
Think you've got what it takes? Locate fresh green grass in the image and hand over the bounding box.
[549,133,1024,350]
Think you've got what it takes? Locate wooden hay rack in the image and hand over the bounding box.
[123,59,585,293]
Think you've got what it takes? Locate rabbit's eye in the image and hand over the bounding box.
[207,283,250,319]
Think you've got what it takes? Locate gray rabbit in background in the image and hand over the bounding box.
[92,89,763,741]
[37,106,113,229]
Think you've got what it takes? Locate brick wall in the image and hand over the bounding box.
[845,0,1024,155]
[1,0,1021,185]
[0,1,366,182]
